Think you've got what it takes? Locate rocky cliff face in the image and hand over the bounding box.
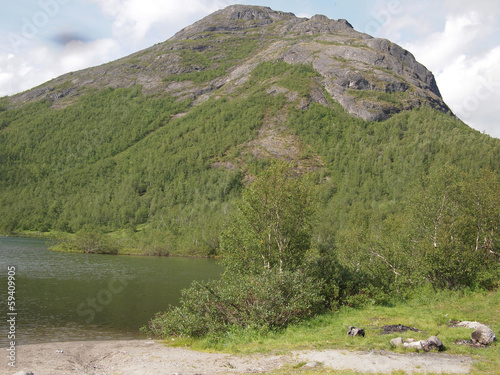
[9,5,449,121]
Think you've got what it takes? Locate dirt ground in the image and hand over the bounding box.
[2,339,473,375]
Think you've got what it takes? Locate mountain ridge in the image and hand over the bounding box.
[8,4,448,122]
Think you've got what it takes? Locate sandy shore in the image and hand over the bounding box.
[1,339,473,375]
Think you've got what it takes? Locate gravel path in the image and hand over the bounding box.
[1,340,473,375]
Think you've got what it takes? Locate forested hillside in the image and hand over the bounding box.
[0,5,499,262]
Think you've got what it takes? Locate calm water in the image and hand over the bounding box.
[0,237,222,346]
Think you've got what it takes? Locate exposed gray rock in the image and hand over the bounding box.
[391,336,443,352]
[471,325,496,345]
[455,321,484,329]
[7,4,450,123]
[403,340,423,350]
[453,321,496,346]
[422,336,443,351]
[303,361,322,368]
[390,337,403,347]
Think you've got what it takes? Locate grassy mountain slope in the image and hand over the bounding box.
[0,5,499,256]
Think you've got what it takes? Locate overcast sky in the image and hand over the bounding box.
[1,0,499,138]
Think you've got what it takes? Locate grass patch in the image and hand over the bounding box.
[162,67,227,84]
[347,89,409,106]
[167,289,499,374]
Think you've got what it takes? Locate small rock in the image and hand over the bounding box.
[471,325,496,345]
[12,372,34,375]
[390,337,403,347]
[403,341,423,350]
[455,321,483,329]
[347,326,365,337]
[422,336,443,351]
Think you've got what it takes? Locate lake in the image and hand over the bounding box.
[0,237,222,346]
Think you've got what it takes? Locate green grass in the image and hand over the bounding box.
[347,89,410,106]
[162,66,227,83]
[163,288,499,374]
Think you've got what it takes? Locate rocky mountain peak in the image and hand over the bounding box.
[8,5,450,122]
[216,4,296,21]
[172,5,355,41]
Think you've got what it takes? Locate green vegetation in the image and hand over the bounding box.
[52,226,119,254]
[1,70,500,264]
[146,164,325,337]
[162,66,227,83]
[171,288,499,352]
[173,289,499,374]
[146,162,498,373]
[163,34,260,84]
[347,88,410,106]
[221,163,316,273]
[251,62,321,97]
[251,61,296,80]
[0,87,287,254]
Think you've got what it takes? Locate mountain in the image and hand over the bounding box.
[1,5,499,255]
[10,5,447,122]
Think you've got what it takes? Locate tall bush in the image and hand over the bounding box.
[146,270,324,337]
[145,163,324,338]
[220,162,316,274]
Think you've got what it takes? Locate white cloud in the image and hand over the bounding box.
[1,0,231,97]
[407,13,485,74]
[444,0,500,18]
[89,0,229,47]
[0,54,35,95]
[436,47,500,137]
[402,11,500,138]
[373,1,500,138]
[0,38,121,97]
[367,1,433,39]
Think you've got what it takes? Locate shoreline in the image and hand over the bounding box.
[1,339,473,375]
[1,235,221,258]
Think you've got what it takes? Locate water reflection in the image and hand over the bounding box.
[0,237,222,346]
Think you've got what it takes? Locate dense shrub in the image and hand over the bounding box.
[306,250,369,309]
[146,269,324,337]
[52,228,119,254]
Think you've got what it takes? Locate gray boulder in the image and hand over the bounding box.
[390,337,404,347]
[454,321,497,346]
[422,336,443,351]
[403,340,423,350]
[391,336,443,351]
[471,325,496,345]
[455,321,483,329]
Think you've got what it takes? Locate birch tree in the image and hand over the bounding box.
[221,162,316,274]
